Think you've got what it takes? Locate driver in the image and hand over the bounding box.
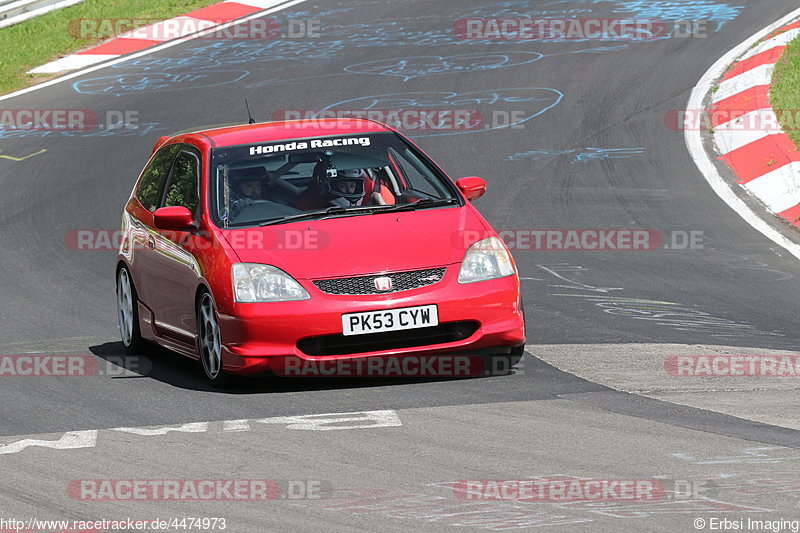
[296,160,386,210]
[327,168,367,207]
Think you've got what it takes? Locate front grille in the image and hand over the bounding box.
[297,321,479,357]
[312,267,446,295]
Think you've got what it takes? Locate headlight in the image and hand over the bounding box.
[458,236,515,283]
[232,264,310,302]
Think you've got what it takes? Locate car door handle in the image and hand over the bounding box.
[147,236,156,249]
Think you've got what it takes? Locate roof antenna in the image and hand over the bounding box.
[245,99,256,124]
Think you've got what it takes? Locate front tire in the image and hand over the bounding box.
[509,344,525,367]
[117,266,144,353]
[509,299,527,366]
[197,291,229,387]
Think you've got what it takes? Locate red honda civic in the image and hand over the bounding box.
[116,118,525,385]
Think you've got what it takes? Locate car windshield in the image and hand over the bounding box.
[210,132,459,227]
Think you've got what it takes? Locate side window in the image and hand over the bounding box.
[389,147,449,198]
[164,148,200,214]
[136,144,179,212]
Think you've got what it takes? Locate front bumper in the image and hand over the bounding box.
[217,267,525,375]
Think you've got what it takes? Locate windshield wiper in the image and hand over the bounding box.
[375,197,459,213]
[258,206,375,226]
[257,198,458,226]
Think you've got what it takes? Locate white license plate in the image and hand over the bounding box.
[342,305,439,336]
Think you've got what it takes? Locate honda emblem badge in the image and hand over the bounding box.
[374,276,393,291]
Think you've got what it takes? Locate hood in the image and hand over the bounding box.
[221,206,492,279]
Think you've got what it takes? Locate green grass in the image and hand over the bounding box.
[772,31,800,148]
[0,0,219,95]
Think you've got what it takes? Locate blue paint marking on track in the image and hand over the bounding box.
[244,45,627,88]
[544,0,745,31]
[318,88,564,138]
[341,46,629,81]
[110,57,225,71]
[0,123,164,139]
[612,1,745,31]
[72,71,250,96]
[344,52,545,81]
[110,0,662,75]
[74,0,744,103]
[507,147,645,162]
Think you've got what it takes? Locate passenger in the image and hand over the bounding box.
[229,167,265,215]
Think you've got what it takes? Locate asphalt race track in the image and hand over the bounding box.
[1,0,800,531]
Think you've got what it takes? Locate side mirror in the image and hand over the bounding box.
[456,177,487,201]
[154,206,194,231]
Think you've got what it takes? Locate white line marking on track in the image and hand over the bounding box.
[0,410,403,455]
[28,54,117,75]
[0,430,97,455]
[233,0,293,7]
[223,419,252,432]
[0,0,308,103]
[685,7,800,262]
[111,422,208,435]
[255,410,402,431]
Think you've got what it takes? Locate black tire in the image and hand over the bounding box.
[508,298,527,365]
[509,344,525,367]
[196,291,230,387]
[116,265,145,353]
[481,299,526,374]
[482,355,509,375]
